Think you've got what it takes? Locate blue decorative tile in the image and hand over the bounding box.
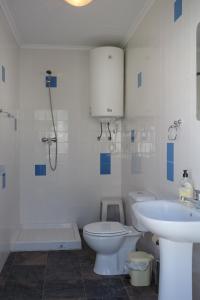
[0,166,6,189]
[46,76,57,88]
[174,0,182,22]
[0,165,5,176]
[167,162,174,182]
[100,153,111,175]
[2,173,6,189]
[167,143,174,182]
[131,130,135,143]
[2,65,5,82]
[35,165,46,176]
[138,72,142,88]
[167,143,174,163]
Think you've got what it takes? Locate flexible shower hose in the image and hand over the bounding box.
[48,86,58,171]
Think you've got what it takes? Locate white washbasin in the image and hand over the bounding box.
[132,199,200,300]
[132,200,200,242]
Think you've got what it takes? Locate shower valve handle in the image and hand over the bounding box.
[41,137,57,143]
[51,137,57,143]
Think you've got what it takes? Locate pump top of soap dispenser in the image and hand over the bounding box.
[183,170,189,178]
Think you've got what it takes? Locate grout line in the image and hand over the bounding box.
[79,251,87,299]
[41,251,49,300]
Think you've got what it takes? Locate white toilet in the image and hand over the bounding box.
[83,191,156,275]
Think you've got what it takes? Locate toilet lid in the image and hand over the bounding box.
[84,222,127,235]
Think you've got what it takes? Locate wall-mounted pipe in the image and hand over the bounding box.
[0,109,17,131]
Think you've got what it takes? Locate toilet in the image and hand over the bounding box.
[83,191,156,275]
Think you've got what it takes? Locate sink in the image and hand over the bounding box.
[132,200,200,300]
[133,200,200,242]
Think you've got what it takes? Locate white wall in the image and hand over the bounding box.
[19,48,121,228]
[0,7,20,268]
[122,0,200,298]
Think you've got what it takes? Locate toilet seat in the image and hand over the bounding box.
[84,222,139,237]
[84,221,127,236]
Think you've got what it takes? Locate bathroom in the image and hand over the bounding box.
[0,0,200,299]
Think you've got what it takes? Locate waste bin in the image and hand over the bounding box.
[127,251,154,287]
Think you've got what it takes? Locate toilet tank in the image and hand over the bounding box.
[125,191,156,231]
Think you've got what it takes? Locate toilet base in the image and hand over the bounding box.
[94,253,127,275]
[93,234,139,275]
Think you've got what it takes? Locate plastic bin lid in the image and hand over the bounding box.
[128,251,154,263]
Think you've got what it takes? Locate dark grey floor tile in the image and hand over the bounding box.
[0,265,45,299]
[125,286,143,298]
[80,262,119,281]
[140,286,157,296]
[80,262,99,279]
[127,285,157,300]
[0,275,7,289]
[14,251,48,266]
[120,275,131,287]
[45,263,81,281]
[80,262,120,280]
[4,253,16,268]
[139,295,158,300]
[0,267,11,288]
[47,251,80,267]
[44,279,85,299]
[0,280,43,300]
[44,298,86,300]
[84,278,128,299]
[8,265,45,284]
[102,296,129,300]
[0,253,16,288]
[129,294,158,300]
[78,252,95,264]
[87,298,102,300]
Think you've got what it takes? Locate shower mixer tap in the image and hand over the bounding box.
[41,137,57,144]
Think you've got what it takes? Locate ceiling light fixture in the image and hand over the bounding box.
[64,0,93,7]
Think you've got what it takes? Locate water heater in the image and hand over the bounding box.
[90,47,124,118]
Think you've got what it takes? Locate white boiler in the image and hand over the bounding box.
[90,47,124,119]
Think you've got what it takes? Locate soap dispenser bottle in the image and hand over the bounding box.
[179,170,194,201]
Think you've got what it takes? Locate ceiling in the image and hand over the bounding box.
[0,0,154,48]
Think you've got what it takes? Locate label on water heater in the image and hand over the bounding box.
[107,108,112,113]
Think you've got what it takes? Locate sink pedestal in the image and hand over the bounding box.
[159,238,193,300]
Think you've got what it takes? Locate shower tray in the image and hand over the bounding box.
[12,223,82,251]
